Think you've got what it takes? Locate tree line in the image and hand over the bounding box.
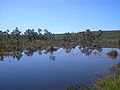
[0,27,120,52]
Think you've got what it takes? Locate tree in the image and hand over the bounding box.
[38,28,42,35]
[44,29,52,35]
[24,29,38,42]
[10,27,21,50]
[11,27,21,36]
[81,29,103,43]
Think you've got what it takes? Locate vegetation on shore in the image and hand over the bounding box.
[92,75,120,90]
[68,75,120,90]
[0,27,120,53]
[1,28,119,61]
[91,61,120,90]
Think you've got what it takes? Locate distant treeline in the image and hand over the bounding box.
[0,27,120,52]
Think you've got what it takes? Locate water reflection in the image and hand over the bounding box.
[0,51,23,61]
[78,45,103,56]
[0,56,4,61]
[12,52,23,60]
[49,55,56,61]
[24,47,38,56]
[0,45,120,90]
[0,44,119,62]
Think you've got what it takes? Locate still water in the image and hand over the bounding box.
[0,47,120,90]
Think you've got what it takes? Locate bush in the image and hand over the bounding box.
[107,50,118,59]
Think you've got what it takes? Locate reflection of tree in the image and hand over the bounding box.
[0,43,104,62]
[78,44,103,56]
[24,47,37,56]
[44,46,57,61]
[12,52,23,61]
[0,52,23,61]
[80,47,92,56]
[96,47,103,53]
[0,41,116,62]
[63,44,76,53]
[24,51,34,56]
[49,54,56,61]
[44,46,58,54]
[0,56,4,61]
[65,49,71,53]
[77,29,103,56]
[38,50,42,56]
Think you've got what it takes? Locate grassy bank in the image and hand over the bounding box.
[92,75,120,90]
[67,75,120,90]
[68,75,120,90]
[93,62,120,90]
[88,61,120,90]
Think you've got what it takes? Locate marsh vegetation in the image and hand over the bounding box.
[0,27,120,53]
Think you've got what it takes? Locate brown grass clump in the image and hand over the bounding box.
[107,50,118,59]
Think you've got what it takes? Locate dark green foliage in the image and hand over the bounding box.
[0,27,120,53]
[80,29,103,43]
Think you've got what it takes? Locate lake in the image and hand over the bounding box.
[0,46,120,90]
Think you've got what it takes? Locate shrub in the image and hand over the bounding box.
[107,50,118,59]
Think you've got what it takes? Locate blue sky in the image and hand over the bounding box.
[0,0,120,33]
